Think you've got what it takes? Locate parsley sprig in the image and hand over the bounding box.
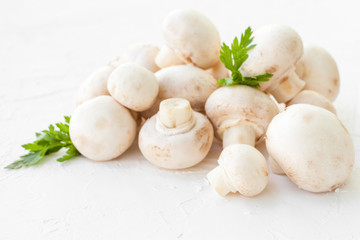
[5,116,80,169]
[217,27,273,88]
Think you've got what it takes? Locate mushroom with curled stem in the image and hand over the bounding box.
[155,45,185,69]
[240,24,305,103]
[70,96,137,161]
[141,64,217,118]
[121,43,160,72]
[295,45,340,101]
[139,98,214,169]
[266,104,354,192]
[107,63,159,112]
[288,90,336,115]
[162,9,221,69]
[205,85,279,196]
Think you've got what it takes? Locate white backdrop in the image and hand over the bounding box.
[1,0,360,239]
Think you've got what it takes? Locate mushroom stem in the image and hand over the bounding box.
[207,166,236,197]
[268,67,305,103]
[158,98,194,128]
[222,124,257,148]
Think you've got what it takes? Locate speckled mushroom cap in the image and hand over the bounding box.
[141,64,217,118]
[295,44,340,101]
[162,9,221,69]
[205,85,279,140]
[138,111,214,170]
[266,104,354,192]
[70,96,137,161]
[240,24,304,91]
[121,43,160,73]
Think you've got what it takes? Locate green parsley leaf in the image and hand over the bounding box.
[217,27,273,87]
[5,116,80,169]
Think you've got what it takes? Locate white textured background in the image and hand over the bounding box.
[1,0,360,239]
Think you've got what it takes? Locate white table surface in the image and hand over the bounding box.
[1,0,360,239]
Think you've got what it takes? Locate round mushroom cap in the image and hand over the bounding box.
[138,112,214,169]
[162,9,221,69]
[295,44,340,101]
[70,96,137,161]
[266,104,354,192]
[288,90,336,114]
[240,24,303,91]
[219,144,269,197]
[205,85,279,139]
[76,65,114,106]
[121,43,160,72]
[108,63,159,111]
[141,64,217,118]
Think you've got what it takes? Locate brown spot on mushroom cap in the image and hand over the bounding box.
[280,76,288,84]
[195,125,212,153]
[333,78,339,85]
[302,114,313,123]
[151,145,171,159]
[266,65,278,74]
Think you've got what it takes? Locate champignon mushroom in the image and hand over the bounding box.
[240,24,304,103]
[121,43,160,72]
[75,65,114,106]
[266,104,354,192]
[207,144,269,197]
[107,63,159,112]
[155,45,185,69]
[288,90,336,114]
[138,98,214,169]
[205,85,279,147]
[205,85,278,196]
[141,64,217,118]
[295,44,340,101]
[162,9,221,69]
[70,96,137,161]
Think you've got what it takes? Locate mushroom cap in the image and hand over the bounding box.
[155,45,185,69]
[295,44,340,101]
[138,111,214,169]
[121,43,160,72]
[142,64,217,118]
[108,63,159,111]
[266,104,354,192]
[75,65,114,106]
[240,24,303,91]
[70,96,137,161]
[288,90,336,114]
[205,85,279,139]
[162,9,221,69]
[219,144,269,197]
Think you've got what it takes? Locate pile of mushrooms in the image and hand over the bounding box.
[69,9,354,197]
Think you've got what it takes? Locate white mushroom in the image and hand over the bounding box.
[205,86,278,196]
[240,24,304,103]
[207,144,269,197]
[141,64,217,118]
[205,85,279,146]
[108,63,159,112]
[155,45,185,69]
[75,65,114,106]
[70,96,137,161]
[295,44,340,101]
[288,90,336,114]
[162,9,221,69]
[121,43,160,72]
[139,98,214,169]
[266,104,354,192]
